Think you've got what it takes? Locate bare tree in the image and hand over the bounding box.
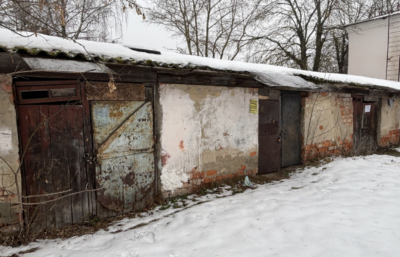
[0,0,144,41]
[245,0,400,73]
[144,0,271,60]
[323,0,399,73]
[368,0,400,17]
[321,0,372,73]
[246,0,339,71]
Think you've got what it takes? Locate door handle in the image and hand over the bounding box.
[83,153,96,164]
[83,153,91,162]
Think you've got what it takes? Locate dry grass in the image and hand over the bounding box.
[1,167,301,248]
[376,146,400,157]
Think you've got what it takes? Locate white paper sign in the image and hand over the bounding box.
[0,130,12,152]
[365,105,371,113]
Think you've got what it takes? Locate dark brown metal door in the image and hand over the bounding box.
[258,100,280,174]
[281,92,301,167]
[353,96,377,154]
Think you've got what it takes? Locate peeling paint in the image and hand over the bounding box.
[379,96,400,146]
[159,84,258,192]
[160,168,190,192]
[91,101,155,212]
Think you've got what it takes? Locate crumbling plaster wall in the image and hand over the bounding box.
[301,92,353,162]
[159,84,258,197]
[379,97,400,146]
[0,74,21,228]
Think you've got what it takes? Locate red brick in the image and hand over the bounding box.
[250,151,257,157]
[241,165,246,170]
[206,170,217,177]
[192,172,204,179]
[203,177,215,183]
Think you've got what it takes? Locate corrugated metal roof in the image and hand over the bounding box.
[1,28,400,92]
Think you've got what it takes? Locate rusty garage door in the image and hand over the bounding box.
[91,101,155,212]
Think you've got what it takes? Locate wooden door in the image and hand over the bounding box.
[18,104,91,230]
[258,100,280,174]
[352,96,377,154]
[91,101,155,213]
[361,102,377,150]
[16,81,96,231]
[281,92,301,167]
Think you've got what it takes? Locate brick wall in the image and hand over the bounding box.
[301,93,354,163]
[380,129,400,146]
[379,97,400,147]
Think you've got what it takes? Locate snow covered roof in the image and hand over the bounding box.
[1,28,400,92]
[343,11,400,28]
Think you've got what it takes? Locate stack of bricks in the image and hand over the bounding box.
[380,129,400,146]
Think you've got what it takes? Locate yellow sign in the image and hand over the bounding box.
[250,99,258,114]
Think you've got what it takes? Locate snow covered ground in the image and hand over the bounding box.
[2,153,400,257]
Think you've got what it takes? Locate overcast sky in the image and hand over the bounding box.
[121,0,179,52]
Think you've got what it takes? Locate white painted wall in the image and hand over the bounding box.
[0,74,21,228]
[346,18,388,79]
[159,84,258,192]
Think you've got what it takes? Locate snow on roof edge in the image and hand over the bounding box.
[342,11,400,28]
[1,28,400,92]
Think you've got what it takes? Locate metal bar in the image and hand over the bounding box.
[96,147,154,160]
[95,101,148,151]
